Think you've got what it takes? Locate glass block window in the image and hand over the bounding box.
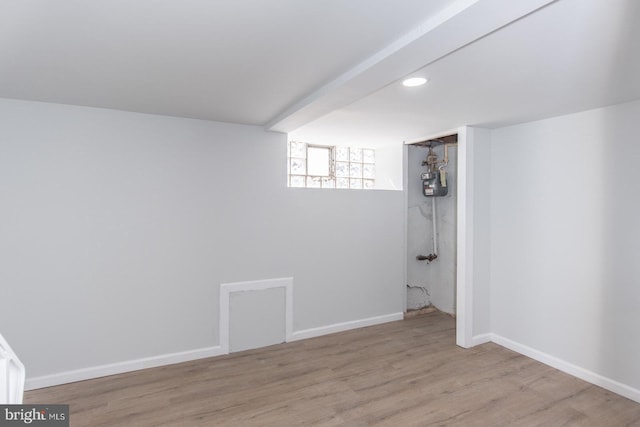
[288,141,375,189]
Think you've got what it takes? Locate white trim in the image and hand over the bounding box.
[290,312,403,342]
[0,332,25,404]
[402,143,409,313]
[471,333,492,346]
[456,126,474,348]
[25,345,224,391]
[219,277,294,354]
[26,280,405,391]
[25,310,400,390]
[491,334,640,404]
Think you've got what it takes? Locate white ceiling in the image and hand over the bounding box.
[0,0,454,125]
[291,0,640,146]
[2,0,639,144]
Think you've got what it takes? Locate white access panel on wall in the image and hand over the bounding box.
[219,277,294,354]
[229,287,286,353]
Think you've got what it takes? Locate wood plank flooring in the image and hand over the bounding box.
[25,312,640,426]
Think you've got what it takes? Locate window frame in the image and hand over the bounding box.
[305,144,335,178]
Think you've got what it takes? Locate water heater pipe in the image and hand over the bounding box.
[443,142,457,166]
[431,196,438,257]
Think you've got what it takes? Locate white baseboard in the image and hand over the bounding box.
[27,320,640,407]
[491,334,640,404]
[290,312,404,342]
[25,345,224,391]
[25,312,404,390]
[471,333,492,346]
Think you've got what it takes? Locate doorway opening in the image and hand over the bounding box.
[405,133,458,317]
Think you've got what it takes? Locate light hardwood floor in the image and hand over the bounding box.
[26,312,640,426]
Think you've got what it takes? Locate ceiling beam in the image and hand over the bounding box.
[265,0,558,134]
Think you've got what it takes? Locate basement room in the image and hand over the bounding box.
[1,0,639,425]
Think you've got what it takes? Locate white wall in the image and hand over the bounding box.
[0,98,404,382]
[489,99,640,395]
[406,144,457,313]
[456,126,492,347]
[374,144,403,191]
[470,128,492,338]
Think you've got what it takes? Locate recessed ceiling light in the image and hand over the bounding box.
[402,77,427,87]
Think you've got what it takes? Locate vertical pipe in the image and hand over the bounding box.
[432,196,438,256]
